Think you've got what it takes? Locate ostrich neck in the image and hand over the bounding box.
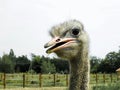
[69,46,90,90]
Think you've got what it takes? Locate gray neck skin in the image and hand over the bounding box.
[68,46,89,90]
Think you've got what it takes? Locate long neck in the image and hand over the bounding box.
[69,45,90,90]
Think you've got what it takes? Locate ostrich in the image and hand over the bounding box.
[44,20,90,90]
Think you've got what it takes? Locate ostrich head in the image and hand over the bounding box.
[44,20,89,60]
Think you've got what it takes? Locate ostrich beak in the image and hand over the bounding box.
[44,37,76,54]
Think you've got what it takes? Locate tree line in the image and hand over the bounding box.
[0,48,120,74]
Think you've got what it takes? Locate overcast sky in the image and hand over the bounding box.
[0,0,120,59]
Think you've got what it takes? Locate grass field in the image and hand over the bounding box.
[0,87,67,90]
[0,73,120,90]
[1,83,120,90]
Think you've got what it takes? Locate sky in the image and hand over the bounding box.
[0,0,120,59]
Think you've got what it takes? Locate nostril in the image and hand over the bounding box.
[56,38,60,42]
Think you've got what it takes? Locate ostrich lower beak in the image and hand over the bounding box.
[44,37,76,54]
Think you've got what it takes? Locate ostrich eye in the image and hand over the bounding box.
[71,28,80,36]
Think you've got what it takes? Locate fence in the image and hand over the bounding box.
[0,73,119,89]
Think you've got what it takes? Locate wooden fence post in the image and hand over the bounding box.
[66,74,68,86]
[110,74,112,83]
[0,74,2,81]
[117,73,119,81]
[95,73,98,83]
[39,73,42,87]
[103,73,105,83]
[56,74,58,79]
[26,73,28,85]
[23,74,25,88]
[3,73,6,89]
[12,73,14,78]
[53,74,56,86]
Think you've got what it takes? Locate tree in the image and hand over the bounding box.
[31,55,56,73]
[9,49,15,57]
[15,55,30,72]
[31,54,41,73]
[41,60,56,74]
[98,50,120,73]
[0,49,17,73]
[90,56,101,73]
[9,49,16,72]
[51,58,69,73]
[0,54,14,73]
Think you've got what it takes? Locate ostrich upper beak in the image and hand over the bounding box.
[44,37,76,54]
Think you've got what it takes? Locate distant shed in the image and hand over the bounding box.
[116,68,120,78]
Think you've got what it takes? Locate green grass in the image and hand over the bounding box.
[92,82,120,90]
[0,87,67,90]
